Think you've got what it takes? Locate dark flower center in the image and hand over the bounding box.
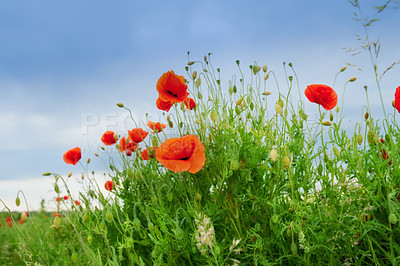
[166,89,178,98]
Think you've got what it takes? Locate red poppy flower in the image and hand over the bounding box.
[184,97,196,110]
[141,147,156,160]
[0,222,2,227]
[105,180,113,191]
[119,137,127,152]
[395,86,400,113]
[74,200,80,206]
[63,195,69,200]
[5,216,11,222]
[379,139,392,165]
[155,135,205,174]
[128,128,148,143]
[54,213,61,218]
[305,84,338,110]
[56,197,61,202]
[18,218,23,225]
[156,97,174,112]
[7,221,12,227]
[63,147,81,165]
[101,130,117,146]
[147,121,166,133]
[156,70,189,104]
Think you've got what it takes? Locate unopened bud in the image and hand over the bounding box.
[230,160,240,171]
[335,106,340,113]
[262,65,268,72]
[42,172,51,176]
[87,158,90,164]
[16,197,20,207]
[330,113,334,121]
[82,212,89,223]
[262,91,272,96]
[364,112,369,120]
[54,216,61,228]
[367,130,375,144]
[106,210,113,223]
[278,98,284,108]
[21,212,27,222]
[204,55,207,61]
[390,213,398,224]
[253,65,261,75]
[166,114,171,121]
[54,184,60,193]
[236,97,243,106]
[333,146,340,157]
[195,193,202,201]
[192,71,197,79]
[68,172,72,177]
[116,103,124,108]
[392,99,396,108]
[357,134,363,145]
[210,110,217,123]
[275,104,282,114]
[94,153,99,157]
[271,214,278,223]
[283,156,290,169]
[71,252,78,263]
[349,76,357,82]
[264,73,270,80]
[270,149,278,162]
[113,133,118,141]
[321,121,332,126]
[233,85,237,93]
[195,78,201,88]
[81,173,84,180]
[168,120,173,128]
[187,61,194,66]
[340,66,347,72]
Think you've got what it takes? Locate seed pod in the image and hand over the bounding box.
[106,210,113,223]
[15,197,20,207]
[116,103,124,108]
[192,71,197,80]
[275,104,282,114]
[262,65,268,72]
[321,121,332,126]
[364,112,369,120]
[270,149,278,162]
[340,66,347,72]
[349,76,357,82]
[357,134,363,145]
[54,184,60,194]
[283,156,290,169]
[389,213,397,224]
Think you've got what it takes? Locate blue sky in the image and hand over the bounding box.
[1,0,399,210]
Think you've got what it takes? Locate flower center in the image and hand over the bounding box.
[166,89,178,98]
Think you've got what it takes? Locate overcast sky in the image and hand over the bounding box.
[1,0,399,211]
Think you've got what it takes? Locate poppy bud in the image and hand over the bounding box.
[106,210,113,223]
[152,137,159,147]
[54,184,60,194]
[116,103,124,108]
[54,216,61,228]
[392,99,396,108]
[87,235,93,242]
[195,78,201,88]
[42,172,52,176]
[335,106,340,113]
[278,98,284,108]
[21,212,27,223]
[166,114,171,121]
[262,65,268,72]
[270,149,278,162]
[204,55,207,61]
[235,106,241,114]
[228,86,233,95]
[330,112,334,121]
[321,121,332,126]
[389,213,397,224]
[340,66,347,72]
[94,153,99,157]
[210,110,217,123]
[195,193,202,201]
[133,217,141,230]
[364,112,369,120]
[253,65,261,75]
[168,120,173,128]
[192,71,197,80]
[82,212,89,223]
[230,85,236,94]
[291,242,297,255]
[250,102,254,111]
[113,133,118,141]
[275,104,282,114]
[87,158,90,164]
[262,91,272,96]
[283,156,290,169]
[71,252,78,263]
[167,192,173,202]
[230,160,240,171]
[81,173,85,180]
[333,146,340,157]
[264,73,270,80]
[271,214,278,223]
[236,97,243,106]
[187,61,194,66]
[148,221,154,231]
[68,172,72,177]
[349,76,357,82]
[367,130,374,144]
[357,134,363,145]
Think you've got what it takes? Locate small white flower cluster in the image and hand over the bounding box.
[195,213,215,255]
[229,238,242,254]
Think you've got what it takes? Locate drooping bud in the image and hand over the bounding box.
[264,73,270,80]
[54,184,60,194]
[277,98,284,108]
[233,85,237,93]
[321,121,332,126]
[21,212,27,223]
[116,103,124,108]
[357,134,363,145]
[340,66,347,72]
[262,65,268,72]
[364,112,369,120]
[389,213,398,224]
[166,114,171,121]
[68,172,72,177]
[195,78,201,88]
[192,71,197,80]
[270,149,278,162]
[236,97,243,106]
[329,112,334,121]
[87,158,90,164]
[42,172,52,176]
[230,160,240,171]
[367,130,374,144]
[168,120,173,128]
[94,153,99,157]
[349,76,357,82]
[335,106,340,113]
[187,61,194,66]
[16,197,20,207]
[253,65,261,75]
[113,132,118,141]
[275,104,282,114]
[262,91,272,96]
[392,99,396,108]
[106,210,113,223]
[332,146,340,157]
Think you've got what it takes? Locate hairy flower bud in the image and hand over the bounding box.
[270,149,278,162]
[357,134,363,145]
[275,104,282,114]
[236,97,243,106]
[392,99,396,108]
[210,110,217,123]
[106,210,113,223]
[367,130,374,144]
[21,212,27,223]
[262,65,268,72]
[283,155,290,169]
[349,76,357,82]
[15,197,20,207]
[230,160,240,171]
[264,73,270,80]
[321,121,332,126]
[192,71,197,80]
[54,184,60,194]
[42,172,52,176]
[187,61,194,66]
[340,66,347,72]
[195,78,201,88]
[262,91,272,96]
[332,146,340,157]
[116,103,124,108]
[364,112,369,120]
[389,213,398,224]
